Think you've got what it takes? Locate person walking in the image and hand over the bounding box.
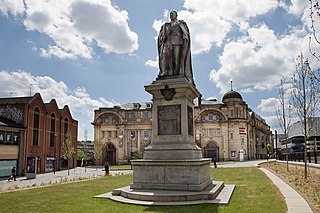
[105,161,109,176]
[8,166,16,181]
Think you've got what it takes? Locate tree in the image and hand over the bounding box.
[63,132,75,175]
[266,143,272,155]
[276,79,292,171]
[77,149,87,161]
[291,53,320,179]
[94,139,103,166]
[133,149,142,159]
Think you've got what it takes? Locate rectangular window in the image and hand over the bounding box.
[201,129,207,138]
[50,132,55,147]
[201,115,206,121]
[107,115,112,124]
[130,131,136,139]
[144,130,149,140]
[208,128,221,137]
[229,110,234,118]
[208,113,214,121]
[50,116,55,147]
[33,110,39,146]
[143,111,149,121]
[64,119,68,135]
[33,129,39,146]
[230,132,234,140]
[130,112,136,121]
[107,131,112,139]
[101,131,105,138]
[231,151,236,157]
[241,137,245,145]
[208,129,214,137]
[114,131,118,139]
[216,128,221,136]
[239,109,243,118]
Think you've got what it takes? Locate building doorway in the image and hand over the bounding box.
[205,142,219,161]
[104,143,116,165]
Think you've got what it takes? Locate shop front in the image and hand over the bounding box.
[0,130,21,178]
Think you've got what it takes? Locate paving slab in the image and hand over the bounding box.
[260,168,313,213]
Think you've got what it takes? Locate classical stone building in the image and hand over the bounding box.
[92,103,152,165]
[92,90,272,164]
[0,93,78,177]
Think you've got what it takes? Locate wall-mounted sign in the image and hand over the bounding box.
[0,131,19,145]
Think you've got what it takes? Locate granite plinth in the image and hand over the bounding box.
[130,159,212,191]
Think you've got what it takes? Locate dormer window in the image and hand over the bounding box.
[133,103,140,109]
[146,103,152,108]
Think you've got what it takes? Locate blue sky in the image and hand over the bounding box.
[0,0,318,140]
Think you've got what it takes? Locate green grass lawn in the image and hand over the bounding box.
[0,167,286,213]
[109,164,132,170]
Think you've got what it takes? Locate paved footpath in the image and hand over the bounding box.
[0,166,132,193]
[218,160,313,213]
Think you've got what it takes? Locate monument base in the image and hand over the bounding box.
[95,181,236,205]
[130,159,213,191]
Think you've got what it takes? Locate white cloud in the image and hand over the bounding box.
[209,24,305,94]
[240,88,254,93]
[283,0,309,16]
[152,0,279,54]
[0,70,117,140]
[1,0,138,59]
[184,0,278,22]
[145,59,158,68]
[257,98,280,112]
[0,0,25,16]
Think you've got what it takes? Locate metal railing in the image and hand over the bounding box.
[277,151,320,164]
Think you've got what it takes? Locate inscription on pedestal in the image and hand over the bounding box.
[158,105,181,135]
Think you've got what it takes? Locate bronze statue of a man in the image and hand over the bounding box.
[158,11,193,81]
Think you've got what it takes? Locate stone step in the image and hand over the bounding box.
[112,181,224,202]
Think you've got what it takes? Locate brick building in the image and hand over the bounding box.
[0,93,78,177]
[92,90,272,165]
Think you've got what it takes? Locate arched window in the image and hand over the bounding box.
[50,113,55,147]
[33,107,40,146]
[64,118,68,135]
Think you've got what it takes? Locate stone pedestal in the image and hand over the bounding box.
[130,76,213,191]
[130,159,212,191]
[143,77,202,160]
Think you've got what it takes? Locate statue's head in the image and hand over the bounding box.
[170,11,178,20]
